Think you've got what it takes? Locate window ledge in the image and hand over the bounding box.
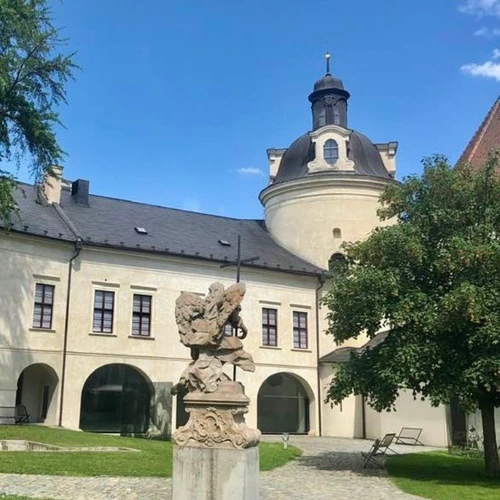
[291,348,312,353]
[128,335,155,341]
[259,345,281,350]
[29,328,56,333]
[89,333,117,337]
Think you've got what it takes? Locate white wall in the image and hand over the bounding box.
[0,232,322,434]
[367,390,449,447]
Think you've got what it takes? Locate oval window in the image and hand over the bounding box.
[324,139,339,165]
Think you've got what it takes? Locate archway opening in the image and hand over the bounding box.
[328,252,348,273]
[257,373,311,434]
[80,364,152,434]
[175,387,189,428]
[16,363,59,425]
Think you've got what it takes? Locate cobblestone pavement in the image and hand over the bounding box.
[260,435,432,500]
[0,436,436,499]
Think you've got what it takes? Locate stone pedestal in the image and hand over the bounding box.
[172,381,260,500]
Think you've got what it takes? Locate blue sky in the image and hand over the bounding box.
[33,0,500,218]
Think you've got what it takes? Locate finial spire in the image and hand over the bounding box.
[325,51,331,75]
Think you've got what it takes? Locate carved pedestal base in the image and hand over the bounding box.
[172,381,260,500]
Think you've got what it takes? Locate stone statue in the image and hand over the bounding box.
[171,283,260,498]
[172,282,255,394]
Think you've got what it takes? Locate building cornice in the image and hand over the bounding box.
[259,172,398,206]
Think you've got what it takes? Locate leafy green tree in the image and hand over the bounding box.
[323,155,500,476]
[0,0,76,223]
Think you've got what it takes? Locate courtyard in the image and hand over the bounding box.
[0,427,458,500]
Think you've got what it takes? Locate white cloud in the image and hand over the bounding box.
[474,26,500,36]
[236,167,265,177]
[460,0,500,17]
[461,49,500,80]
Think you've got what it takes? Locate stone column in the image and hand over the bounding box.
[172,380,260,500]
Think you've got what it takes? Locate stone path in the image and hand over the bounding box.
[260,435,429,499]
[0,436,435,499]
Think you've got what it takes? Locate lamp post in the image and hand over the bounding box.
[281,433,290,450]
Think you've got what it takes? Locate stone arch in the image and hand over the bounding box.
[79,363,154,435]
[16,363,59,425]
[328,252,347,273]
[257,372,314,434]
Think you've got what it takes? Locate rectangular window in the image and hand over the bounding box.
[262,308,277,346]
[293,311,308,349]
[132,294,152,336]
[223,323,233,337]
[93,290,115,333]
[32,284,55,329]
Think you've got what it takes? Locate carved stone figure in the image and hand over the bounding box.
[171,283,260,500]
[172,282,255,394]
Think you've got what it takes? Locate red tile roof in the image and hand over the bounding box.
[457,97,500,170]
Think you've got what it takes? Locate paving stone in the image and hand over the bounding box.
[0,436,436,499]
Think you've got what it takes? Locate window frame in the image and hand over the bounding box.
[293,311,308,349]
[262,307,278,347]
[32,283,55,329]
[131,294,152,337]
[323,139,339,165]
[92,290,115,334]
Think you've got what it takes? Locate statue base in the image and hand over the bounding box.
[172,381,260,500]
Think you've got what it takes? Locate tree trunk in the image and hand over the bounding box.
[480,401,500,477]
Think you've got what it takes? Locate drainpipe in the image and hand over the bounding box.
[361,394,367,439]
[315,274,326,437]
[58,239,82,426]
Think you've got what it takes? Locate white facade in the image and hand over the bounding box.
[0,65,461,447]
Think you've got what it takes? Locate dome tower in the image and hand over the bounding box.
[260,54,398,269]
[309,52,350,130]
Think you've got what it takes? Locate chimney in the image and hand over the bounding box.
[71,179,90,206]
[42,166,63,204]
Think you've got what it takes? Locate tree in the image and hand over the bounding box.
[323,155,500,476]
[0,0,76,223]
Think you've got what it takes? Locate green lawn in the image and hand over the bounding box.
[0,426,300,477]
[387,452,500,500]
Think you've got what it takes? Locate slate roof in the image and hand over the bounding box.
[3,182,324,276]
[319,330,389,363]
[3,184,75,243]
[457,97,500,170]
[271,130,393,185]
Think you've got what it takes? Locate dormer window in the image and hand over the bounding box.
[324,139,339,165]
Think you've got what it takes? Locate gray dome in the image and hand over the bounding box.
[313,73,344,92]
[273,130,391,184]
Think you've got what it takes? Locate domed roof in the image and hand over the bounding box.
[273,130,392,184]
[313,73,344,92]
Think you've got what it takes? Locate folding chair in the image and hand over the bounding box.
[15,405,30,424]
[361,433,397,468]
[395,427,424,446]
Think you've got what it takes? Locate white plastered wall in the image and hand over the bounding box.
[0,232,322,434]
[320,363,363,438]
[365,390,449,447]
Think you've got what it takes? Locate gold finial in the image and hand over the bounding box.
[325,51,331,74]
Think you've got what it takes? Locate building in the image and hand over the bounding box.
[457,97,500,170]
[0,58,450,445]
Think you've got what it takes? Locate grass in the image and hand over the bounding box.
[0,426,300,477]
[387,451,500,500]
[0,497,53,500]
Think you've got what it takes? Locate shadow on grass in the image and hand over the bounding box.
[386,452,500,490]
